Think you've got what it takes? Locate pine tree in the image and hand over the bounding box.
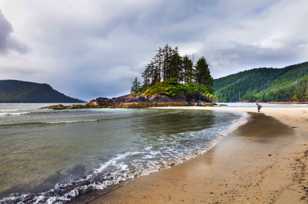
[182,56,194,83]
[195,57,213,88]
[152,55,161,84]
[168,50,182,82]
[162,44,172,81]
[142,65,151,87]
[141,45,213,89]
[131,77,141,93]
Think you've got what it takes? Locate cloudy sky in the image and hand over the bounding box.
[0,0,308,100]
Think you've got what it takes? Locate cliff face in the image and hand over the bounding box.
[0,80,83,103]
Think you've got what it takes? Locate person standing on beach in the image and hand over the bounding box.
[256,103,262,112]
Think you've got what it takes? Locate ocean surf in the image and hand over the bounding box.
[0,104,248,203]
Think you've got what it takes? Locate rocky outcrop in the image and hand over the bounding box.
[88,97,114,107]
[112,95,147,103]
[46,93,215,110]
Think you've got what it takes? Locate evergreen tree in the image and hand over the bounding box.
[140,45,213,90]
[195,57,213,88]
[142,64,152,87]
[131,77,141,93]
[182,56,194,83]
[168,49,182,82]
[162,44,173,81]
[152,56,161,84]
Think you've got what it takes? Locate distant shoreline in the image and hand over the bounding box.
[44,101,308,110]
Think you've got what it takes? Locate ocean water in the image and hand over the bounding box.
[0,104,247,203]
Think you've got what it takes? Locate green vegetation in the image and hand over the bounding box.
[131,77,142,93]
[0,80,83,103]
[131,45,214,101]
[214,62,308,102]
[143,80,214,100]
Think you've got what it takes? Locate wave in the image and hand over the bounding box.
[0,119,100,128]
[0,112,249,204]
[0,112,158,128]
[0,114,150,127]
[0,112,30,117]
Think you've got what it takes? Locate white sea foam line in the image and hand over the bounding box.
[0,109,19,112]
[94,151,142,174]
[47,119,98,124]
[0,111,30,117]
[220,111,249,136]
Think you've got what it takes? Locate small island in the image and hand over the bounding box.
[48,45,216,110]
[46,47,308,111]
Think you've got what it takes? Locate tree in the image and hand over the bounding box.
[168,48,182,82]
[295,78,308,101]
[182,56,194,83]
[131,77,141,93]
[140,45,213,91]
[142,64,151,87]
[162,44,176,81]
[195,57,213,88]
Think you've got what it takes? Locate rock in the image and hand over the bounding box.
[71,104,87,109]
[46,104,68,110]
[46,92,216,110]
[148,94,186,103]
[87,100,98,107]
[113,95,147,103]
[86,97,114,108]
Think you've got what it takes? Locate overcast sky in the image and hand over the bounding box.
[0,0,307,100]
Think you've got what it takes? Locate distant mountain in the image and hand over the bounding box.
[0,80,83,103]
[214,62,308,102]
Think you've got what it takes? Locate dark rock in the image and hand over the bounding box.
[86,97,114,108]
[112,95,148,103]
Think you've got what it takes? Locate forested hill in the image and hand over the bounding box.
[0,80,83,103]
[213,62,308,102]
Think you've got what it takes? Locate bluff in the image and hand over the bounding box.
[0,80,83,103]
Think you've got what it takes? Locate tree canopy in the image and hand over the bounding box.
[131,45,214,95]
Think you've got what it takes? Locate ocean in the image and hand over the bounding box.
[0,103,247,203]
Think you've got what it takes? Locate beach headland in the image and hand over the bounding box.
[76,106,308,204]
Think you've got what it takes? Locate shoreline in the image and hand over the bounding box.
[0,106,245,203]
[77,106,308,204]
[44,101,308,110]
[71,108,248,204]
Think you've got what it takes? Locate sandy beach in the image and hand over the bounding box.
[79,106,308,204]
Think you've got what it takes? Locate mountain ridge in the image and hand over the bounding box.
[0,79,83,103]
[213,62,308,102]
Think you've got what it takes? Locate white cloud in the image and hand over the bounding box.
[0,0,307,99]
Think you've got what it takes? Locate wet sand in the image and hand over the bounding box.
[81,107,308,204]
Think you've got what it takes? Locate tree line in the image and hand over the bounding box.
[131,45,213,93]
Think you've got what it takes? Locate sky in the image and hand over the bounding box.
[0,0,308,100]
